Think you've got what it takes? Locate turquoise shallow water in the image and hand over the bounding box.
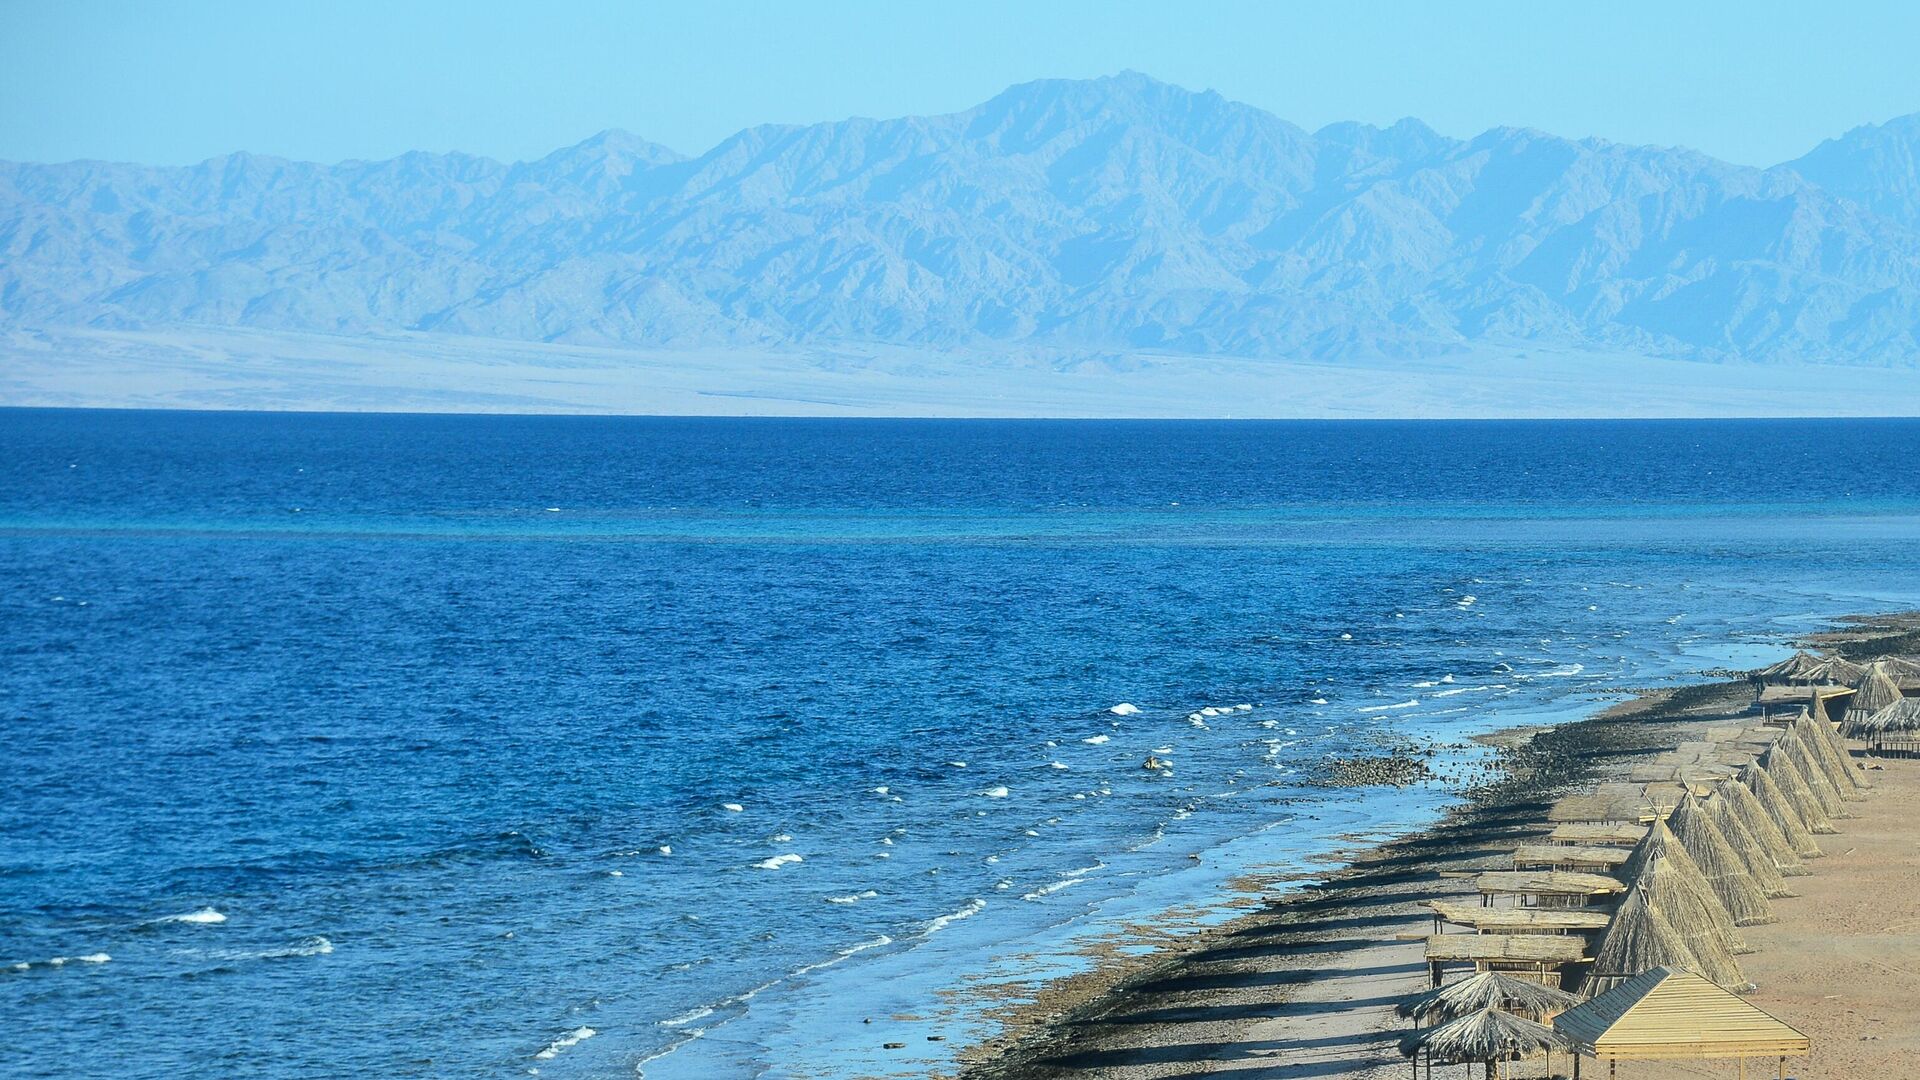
[3,412,1920,1078]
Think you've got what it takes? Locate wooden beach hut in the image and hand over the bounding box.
[1426,901,1612,937]
[1424,934,1589,988]
[1402,1007,1571,1079]
[1511,844,1633,874]
[1472,870,1626,910]
[1547,823,1646,848]
[1554,967,1808,1076]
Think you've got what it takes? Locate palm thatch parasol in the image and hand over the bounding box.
[1855,696,1920,740]
[1703,790,1791,898]
[1744,761,1823,857]
[1713,777,1808,877]
[1667,794,1774,925]
[1618,819,1748,955]
[1793,709,1867,795]
[1874,654,1920,689]
[1398,971,1581,1025]
[1757,744,1835,835]
[1752,651,1827,684]
[1799,654,1867,686]
[1845,663,1904,728]
[1778,729,1849,819]
[1584,883,1746,998]
[1400,1007,1570,1068]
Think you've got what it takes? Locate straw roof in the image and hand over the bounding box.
[1398,970,1583,1023]
[1752,651,1826,684]
[1584,884,1745,998]
[1777,731,1848,820]
[1617,820,1747,956]
[1702,791,1791,898]
[1426,901,1614,935]
[1874,654,1920,689]
[1792,710,1867,794]
[1743,762,1823,857]
[1713,777,1808,877]
[1474,870,1626,899]
[1424,934,1589,965]
[1667,794,1774,925]
[1547,822,1647,847]
[1848,662,1904,718]
[1512,844,1634,872]
[1402,1007,1570,1063]
[1856,696,1920,736]
[1800,655,1867,686]
[1556,967,1809,1060]
[1756,746,1835,834]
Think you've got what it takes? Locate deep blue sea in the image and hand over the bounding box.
[5,412,1920,1079]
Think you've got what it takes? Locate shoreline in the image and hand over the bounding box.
[956,613,1920,1080]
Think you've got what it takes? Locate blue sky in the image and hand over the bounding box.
[4,0,1918,167]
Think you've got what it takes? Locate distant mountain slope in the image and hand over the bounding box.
[7,72,1920,365]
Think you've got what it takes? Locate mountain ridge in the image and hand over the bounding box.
[7,72,1920,367]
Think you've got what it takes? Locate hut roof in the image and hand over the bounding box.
[1403,1007,1570,1063]
[1756,746,1834,834]
[1712,777,1805,876]
[1701,790,1789,897]
[1426,901,1614,934]
[1667,794,1774,926]
[1585,884,1746,997]
[1554,967,1809,1060]
[1855,696,1920,735]
[1397,970,1583,1023]
[1800,655,1867,686]
[1474,870,1626,899]
[1789,712,1866,797]
[1776,731,1846,819]
[1850,662,1904,715]
[1424,934,1589,965]
[1743,761,1823,857]
[1752,651,1825,683]
[1547,823,1647,847]
[1874,654,1920,689]
[1512,844,1634,871]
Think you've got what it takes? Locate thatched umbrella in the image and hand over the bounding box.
[1752,651,1827,684]
[1703,789,1791,898]
[1758,745,1836,835]
[1618,819,1748,955]
[1778,730,1849,819]
[1800,655,1867,686]
[1713,777,1808,877]
[1667,794,1774,926]
[1846,662,1903,728]
[1793,709,1867,794]
[1874,654,1920,689]
[1853,697,1920,750]
[1400,1007,1569,1078]
[1398,971,1581,1026]
[1744,761,1823,858]
[1584,884,1746,998]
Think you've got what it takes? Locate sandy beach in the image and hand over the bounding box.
[965,624,1920,1080]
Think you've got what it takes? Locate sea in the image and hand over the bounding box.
[5,411,1920,1079]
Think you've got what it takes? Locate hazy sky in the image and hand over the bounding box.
[4,1,1918,167]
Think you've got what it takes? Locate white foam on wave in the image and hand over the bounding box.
[1082,734,1110,745]
[981,786,1009,798]
[924,898,986,936]
[721,803,744,813]
[1309,697,1329,705]
[825,890,878,904]
[1356,699,1419,713]
[788,934,892,979]
[157,907,227,925]
[1046,761,1069,769]
[660,1007,712,1028]
[1108,703,1139,716]
[533,1026,596,1060]
[753,854,803,870]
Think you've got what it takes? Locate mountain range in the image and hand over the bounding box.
[7,72,1920,374]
